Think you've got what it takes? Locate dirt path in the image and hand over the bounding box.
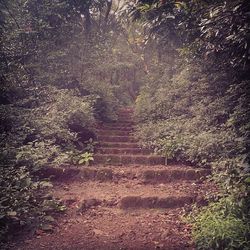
[12,108,211,250]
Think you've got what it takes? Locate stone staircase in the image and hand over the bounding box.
[16,108,211,250]
[94,108,165,166]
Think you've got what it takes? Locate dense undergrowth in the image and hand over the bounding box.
[135,61,250,249]
[0,0,249,249]
[0,0,141,244]
[128,0,250,248]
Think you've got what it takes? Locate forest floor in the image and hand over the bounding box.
[10,108,213,250]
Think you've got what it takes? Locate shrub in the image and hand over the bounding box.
[0,166,65,244]
[135,61,249,249]
[29,87,95,146]
[16,141,70,171]
[189,198,250,250]
[0,86,98,242]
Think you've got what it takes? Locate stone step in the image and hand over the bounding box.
[93,154,165,165]
[120,196,194,209]
[118,108,134,113]
[103,122,134,127]
[98,126,133,131]
[117,116,133,120]
[96,129,132,136]
[13,208,196,250]
[52,180,204,210]
[38,165,210,183]
[118,113,133,116]
[117,119,133,123]
[142,168,211,183]
[96,147,151,155]
[97,135,137,143]
[98,142,141,148]
[117,115,133,119]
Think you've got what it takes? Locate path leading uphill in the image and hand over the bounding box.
[13,108,212,250]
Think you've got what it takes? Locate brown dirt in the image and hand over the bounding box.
[10,167,213,250]
[9,108,213,250]
[14,207,194,250]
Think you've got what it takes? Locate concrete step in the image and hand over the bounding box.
[96,147,151,155]
[93,154,165,165]
[97,135,137,143]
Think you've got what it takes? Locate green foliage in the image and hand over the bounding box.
[78,152,94,166]
[212,158,250,198]
[188,197,250,250]
[84,138,98,153]
[126,1,250,248]
[31,87,95,146]
[16,141,70,171]
[0,166,65,243]
[0,0,249,248]
[0,167,35,223]
[0,86,96,172]
[0,0,136,243]
[134,58,249,193]
[135,62,247,167]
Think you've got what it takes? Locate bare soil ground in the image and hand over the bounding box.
[9,164,213,250]
[9,109,213,250]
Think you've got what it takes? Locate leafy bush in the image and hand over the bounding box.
[127,0,250,249]
[29,87,95,145]
[0,166,65,243]
[135,61,247,164]
[1,86,97,170]
[0,0,133,243]
[188,197,250,250]
[136,121,241,164]
[212,158,250,198]
[134,61,249,249]
[16,141,70,171]
[78,152,94,166]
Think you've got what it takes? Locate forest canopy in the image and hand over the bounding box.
[0,0,249,249]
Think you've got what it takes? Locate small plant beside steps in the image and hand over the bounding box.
[78,152,94,166]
